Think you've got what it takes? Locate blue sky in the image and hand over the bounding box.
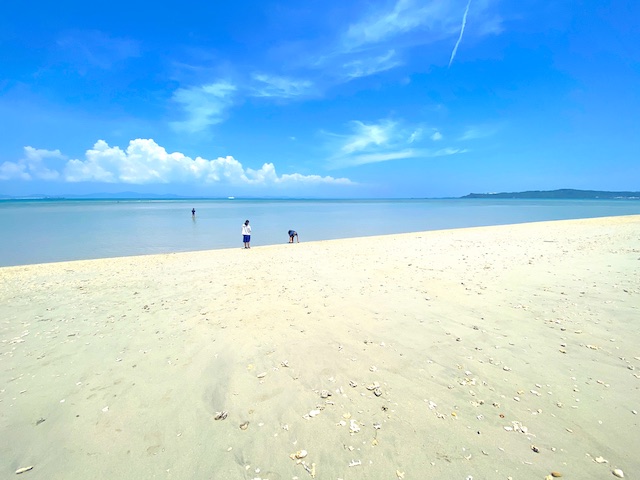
[1,0,638,198]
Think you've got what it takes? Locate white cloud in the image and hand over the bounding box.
[326,119,465,168]
[340,120,396,155]
[459,124,499,140]
[431,131,443,141]
[311,0,501,81]
[251,74,314,98]
[0,147,65,181]
[0,161,29,181]
[170,81,237,133]
[278,172,353,185]
[0,140,353,188]
[342,50,401,79]
[349,149,418,166]
[408,128,423,143]
[344,0,462,51]
[432,147,467,156]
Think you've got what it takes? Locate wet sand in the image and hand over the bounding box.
[1,215,639,479]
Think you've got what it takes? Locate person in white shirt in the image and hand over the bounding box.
[242,220,251,249]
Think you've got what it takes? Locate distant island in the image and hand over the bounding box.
[462,189,640,199]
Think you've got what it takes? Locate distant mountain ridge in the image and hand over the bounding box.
[462,189,640,199]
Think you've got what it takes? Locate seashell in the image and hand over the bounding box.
[281,360,289,367]
[290,449,308,460]
[257,372,267,378]
[348,459,362,467]
[531,445,539,453]
[595,456,608,464]
[349,419,360,433]
[320,389,332,398]
[612,469,624,478]
[349,380,358,387]
[15,467,34,474]
[374,388,382,397]
[366,382,380,391]
[550,472,562,477]
[239,421,249,430]
[370,366,378,372]
[214,411,228,420]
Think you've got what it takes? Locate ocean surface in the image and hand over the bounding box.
[1,198,639,267]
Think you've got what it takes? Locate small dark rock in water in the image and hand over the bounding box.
[36,417,46,426]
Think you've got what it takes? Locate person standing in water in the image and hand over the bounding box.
[242,220,251,248]
[191,208,196,216]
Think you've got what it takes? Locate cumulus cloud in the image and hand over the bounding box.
[431,131,443,141]
[0,147,65,181]
[171,81,237,133]
[0,140,353,188]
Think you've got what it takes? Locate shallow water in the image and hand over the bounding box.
[1,198,639,266]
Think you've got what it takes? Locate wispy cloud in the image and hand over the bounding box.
[326,119,464,168]
[339,120,397,155]
[347,149,419,166]
[343,0,455,51]
[170,81,237,133]
[1,140,353,187]
[449,0,472,67]
[165,1,502,132]
[459,124,500,140]
[342,50,401,79]
[250,74,314,98]
[408,128,423,143]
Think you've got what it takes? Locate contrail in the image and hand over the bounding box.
[449,0,472,67]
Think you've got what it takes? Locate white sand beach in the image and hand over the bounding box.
[1,215,639,479]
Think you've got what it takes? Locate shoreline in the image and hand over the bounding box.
[1,215,639,479]
[2,214,640,270]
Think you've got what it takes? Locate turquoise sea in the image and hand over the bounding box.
[1,198,639,267]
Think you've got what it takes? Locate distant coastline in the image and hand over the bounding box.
[1,188,639,201]
[462,189,640,200]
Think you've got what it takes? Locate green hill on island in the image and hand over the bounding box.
[462,189,640,199]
